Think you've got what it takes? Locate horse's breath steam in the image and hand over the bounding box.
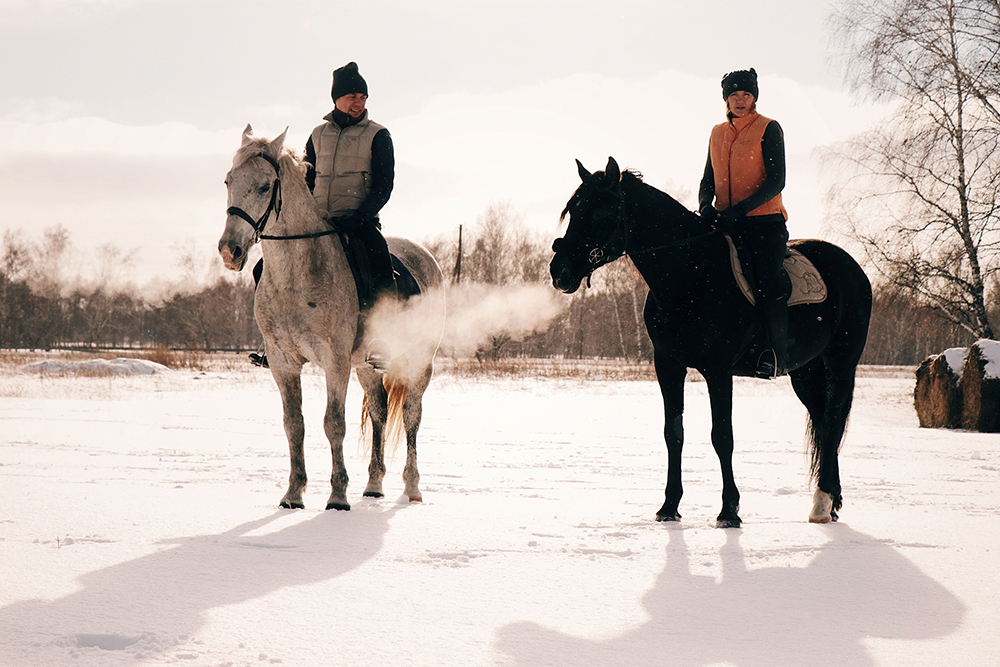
[368,283,562,362]
[442,283,562,356]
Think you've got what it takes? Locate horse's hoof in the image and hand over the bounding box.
[363,491,385,498]
[809,489,834,523]
[325,502,351,511]
[407,494,423,503]
[656,512,681,522]
[280,500,304,510]
[716,517,742,529]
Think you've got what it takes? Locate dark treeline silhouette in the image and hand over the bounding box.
[2,222,990,365]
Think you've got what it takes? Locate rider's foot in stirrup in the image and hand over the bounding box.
[365,339,391,372]
[249,352,268,368]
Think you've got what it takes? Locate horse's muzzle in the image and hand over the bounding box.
[219,240,247,272]
[550,255,583,294]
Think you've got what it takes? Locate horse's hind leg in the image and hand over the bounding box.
[401,362,433,502]
[271,365,307,509]
[790,357,856,523]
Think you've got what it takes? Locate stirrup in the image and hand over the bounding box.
[755,349,779,380]
[249,347,268,368]
[365,339,391,373]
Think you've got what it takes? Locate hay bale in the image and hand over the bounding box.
[960,339,1000,433]
[914,348,965,428]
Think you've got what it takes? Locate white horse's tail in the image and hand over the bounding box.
[359,361,408,456]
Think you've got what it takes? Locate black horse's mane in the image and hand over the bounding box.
[620,169,698,221]
[561,166,698,225]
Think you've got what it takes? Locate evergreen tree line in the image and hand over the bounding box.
[1,215,990,365]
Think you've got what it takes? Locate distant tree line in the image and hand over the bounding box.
[2,211,992,365]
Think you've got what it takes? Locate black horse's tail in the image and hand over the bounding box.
[790,240,872,512]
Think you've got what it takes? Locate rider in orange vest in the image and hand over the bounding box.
[698,68,790,378]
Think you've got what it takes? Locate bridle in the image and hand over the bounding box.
[226,152,340,242]
[552,186,630,288]
[553,181,726,286]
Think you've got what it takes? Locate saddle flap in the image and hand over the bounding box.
[725,234,828,307]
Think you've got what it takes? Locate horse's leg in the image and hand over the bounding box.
[323,362,352,511]
[270,362,307,509]
[704,371,741,528]
[790,357,855,523]
[654,355,687,522]
[401,362,433,503]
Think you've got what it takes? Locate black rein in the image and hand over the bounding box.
[226,152,340,242]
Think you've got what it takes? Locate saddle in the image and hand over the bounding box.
[338,232,422,310]
[724,234,827,307]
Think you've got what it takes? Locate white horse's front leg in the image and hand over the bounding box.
[272,366,306,509]
[809,488,835,523]
[324,366,352,511]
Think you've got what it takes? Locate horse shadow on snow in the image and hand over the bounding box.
[0,506,397,662]
[498,525,963,666]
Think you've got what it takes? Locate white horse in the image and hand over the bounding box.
[218,125,445,510]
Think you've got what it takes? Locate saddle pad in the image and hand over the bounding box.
[390,254,422,300]
[725,234,828,307]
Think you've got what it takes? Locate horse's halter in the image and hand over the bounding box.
[226,153,283,243]
[553,185,629,288]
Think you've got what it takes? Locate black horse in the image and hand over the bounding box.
[550,157,872,528]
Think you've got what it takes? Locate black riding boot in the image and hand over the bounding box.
[756,296,789,379]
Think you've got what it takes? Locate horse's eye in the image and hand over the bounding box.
[258,184,271,195]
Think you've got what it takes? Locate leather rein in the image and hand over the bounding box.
[557,183,724,286]
[226,152,340,242]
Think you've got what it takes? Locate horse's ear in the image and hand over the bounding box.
[241,124,254,146]
[604,157,621,185]
[270,127,288,156]
[576,159,590,182]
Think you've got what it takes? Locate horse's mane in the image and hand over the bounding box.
[232,136,308,185]
[621,169,696,218]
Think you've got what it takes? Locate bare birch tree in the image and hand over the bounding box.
[826,0,1000,338]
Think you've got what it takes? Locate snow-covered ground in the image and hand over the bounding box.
[1,357,997,666]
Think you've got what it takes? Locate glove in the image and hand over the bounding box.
[716,206,744,233]
[699,204,718,222]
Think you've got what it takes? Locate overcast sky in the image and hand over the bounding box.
[0,0,888,286]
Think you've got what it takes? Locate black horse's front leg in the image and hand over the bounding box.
[654,357,687,522]
[705,372,741,528]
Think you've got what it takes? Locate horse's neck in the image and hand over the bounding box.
[260,164,347,286]
[623,179,724,293]
[271,165,326,236]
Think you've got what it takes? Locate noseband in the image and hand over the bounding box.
[553,188,629,287]
[226,153,283,243]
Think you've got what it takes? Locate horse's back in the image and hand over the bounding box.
[789,238,872,365]
[789,239,872,308]
[387,236,444,293]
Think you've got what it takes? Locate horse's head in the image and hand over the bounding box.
[218,124,287,271]
[550,157,627,294]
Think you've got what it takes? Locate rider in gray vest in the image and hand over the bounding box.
[250,62,396,370]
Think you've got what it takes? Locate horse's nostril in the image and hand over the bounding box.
[233,246,243,260]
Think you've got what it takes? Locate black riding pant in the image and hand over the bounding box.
[732,214,790,302]
[352,221,395,298]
